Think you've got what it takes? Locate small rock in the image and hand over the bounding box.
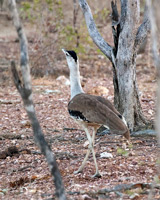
[87,86,109,96]
[83,140,89,147]
[21,134,25,139]
[20,120,31,128]
[130,193,139,199]
[56,75,70,86]
[100,152,113,158]
[82,194,92,200]
[44,89,61,94]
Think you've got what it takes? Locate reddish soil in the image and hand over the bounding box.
[0,8,159,200]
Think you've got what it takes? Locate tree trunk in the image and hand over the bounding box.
[112,0,151,131]
[113,53,147,130]
[78,0,152,131]
[114,55,136,129]
[147,0,160,144]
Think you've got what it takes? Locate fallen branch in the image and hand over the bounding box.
[67,182,160,197]
[0,134,22,140]
[63,127,83,132]
[98,183,155,194]
[8,165,33,174]
[0,99,20,104]
[97,128,156,137]
[8,0,66,199]
[131,129,156,137]
[31,151,78,160]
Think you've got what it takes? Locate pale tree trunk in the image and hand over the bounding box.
[147,0,160,147]
[113,1,143,129]
[78,0,151,131]
[146,1,160,198]
[8,0,66,199]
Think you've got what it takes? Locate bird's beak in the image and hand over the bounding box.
[62,48,66,54]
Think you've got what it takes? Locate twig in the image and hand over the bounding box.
[8,165,33,174]
[67,182,160,196]
[8,1,66,199]
[0,134,22,140]
[63,127,83,132]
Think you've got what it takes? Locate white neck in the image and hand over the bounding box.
[69,62,84,99]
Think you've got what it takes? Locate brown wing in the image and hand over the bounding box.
[68,93,128,135]
[94,95,122,117]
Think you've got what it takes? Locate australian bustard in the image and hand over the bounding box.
[62,49,130,178]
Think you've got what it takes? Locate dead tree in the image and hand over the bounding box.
[147,2,160,198]
[146,0,160,147]
[78,0,151,131]
[8,0,66,199]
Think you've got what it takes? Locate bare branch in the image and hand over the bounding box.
[111,1,119,26]
[120,0,127,30]
[8,0,31,91]
[78,0,113,62]
[8,0,66,199]
[111,1,120,57]
[134,13,150,52]
[11,61,23,94]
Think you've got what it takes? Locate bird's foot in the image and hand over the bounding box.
[91,172,101,178]
[74,169,82,174]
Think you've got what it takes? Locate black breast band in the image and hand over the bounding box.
[68,110,90,122]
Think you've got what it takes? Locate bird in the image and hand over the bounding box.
[62,49,130,178]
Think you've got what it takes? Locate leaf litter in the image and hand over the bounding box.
[0,18,159,200]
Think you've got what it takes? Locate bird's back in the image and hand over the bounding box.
[68,93,130,139]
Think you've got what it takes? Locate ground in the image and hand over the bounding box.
[0,8,160,200]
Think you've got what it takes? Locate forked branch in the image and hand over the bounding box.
[78,0,114,62]
[134,15,150,52]
[8,0,66,199]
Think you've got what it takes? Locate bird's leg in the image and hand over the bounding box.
[74,127,93,174]
[74,126,101,177]
[74,148,91,174]
[92,127,97,145]
[84,127,101,178]
[90,127,101,178]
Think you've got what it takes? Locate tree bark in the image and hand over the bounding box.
[114,1,145,129]
[146,3,160,199]
[146,0,160,147]
[78,0,151,131]
[8,0,66,199]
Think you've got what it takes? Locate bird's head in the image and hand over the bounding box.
[62,49,79,71]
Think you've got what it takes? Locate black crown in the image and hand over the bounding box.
[67,50,77,62]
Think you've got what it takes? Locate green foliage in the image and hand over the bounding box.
[117,147,129,157]
[20,2,32,19]
[125,189,142,198]
[20,0,62,22]
[21,2,31,11]
[19,0,110,72]
[154,175,160,184]
[128,143,133,149]
[19,0,96,54]
[93,7,109,24]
